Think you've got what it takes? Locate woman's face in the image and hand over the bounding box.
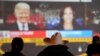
[62,7,74,22]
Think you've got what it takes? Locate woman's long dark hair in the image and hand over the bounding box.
[59,6,76,29]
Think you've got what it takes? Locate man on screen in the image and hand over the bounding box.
[6,2,39,31]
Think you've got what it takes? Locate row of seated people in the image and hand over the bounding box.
[2,32,100,56]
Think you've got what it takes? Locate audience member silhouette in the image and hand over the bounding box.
[92,36,100,44]
[3,37,24,56]
[37,45,74,56]
[86,44,100,56]
[86,36,100,56]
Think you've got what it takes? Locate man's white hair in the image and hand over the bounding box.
[14,2,30,12]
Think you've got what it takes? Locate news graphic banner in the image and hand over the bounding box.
[46,30,92,37]
[0,30,92,38]
[0,31,46,44]
[46,30,93,42]
[0,30,92,43]
[0,31,46,38]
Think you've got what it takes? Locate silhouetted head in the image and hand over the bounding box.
[37,45,73,56]
[92,36,100,44]
[11,37,24,52]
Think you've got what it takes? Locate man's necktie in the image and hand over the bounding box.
[22,24,25,31]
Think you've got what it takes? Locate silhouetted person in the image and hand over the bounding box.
[92,36,100,44]
[3,37,24,56]
[37,45,74,56]
[86,44,100,56]
[86,36,100,56]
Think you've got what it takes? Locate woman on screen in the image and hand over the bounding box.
[57,6,84,30]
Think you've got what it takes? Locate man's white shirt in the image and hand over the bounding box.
[17,21,29,31]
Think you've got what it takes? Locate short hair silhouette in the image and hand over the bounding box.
[37,45,74,56]
[3,37,24,56]
[92,36,100,44]
[11,37,24,52]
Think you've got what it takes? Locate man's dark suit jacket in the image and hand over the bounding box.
[5,22,39,30]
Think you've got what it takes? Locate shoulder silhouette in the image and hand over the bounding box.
[86,35,100,56]
[3,37,24,56]
[37,45,74,56]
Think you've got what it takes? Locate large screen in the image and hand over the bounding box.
[0,0,100,42]
[0,0,99,38]
[0,1,93,30]
[0,0,100,56]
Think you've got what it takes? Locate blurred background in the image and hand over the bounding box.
[0,0,100,56]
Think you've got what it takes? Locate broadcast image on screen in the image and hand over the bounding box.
[0,0,100,56]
